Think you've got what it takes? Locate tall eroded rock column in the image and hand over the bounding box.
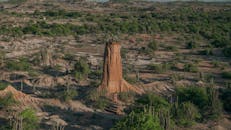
[98,42,142,94]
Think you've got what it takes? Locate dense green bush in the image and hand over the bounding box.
[221,71,231,79]
[176,86,208,110]
[73,58,90,80]
[210,38,229,48]
[173,102,201,127]
[223,46,231,57]
[111,111,162,130]
[136,93,170,112]
[176,86,223,120]
[220,87,231,112]
[1,6,230,40]
[186,41,198,49]
[19,108,39,130]
[34,10,82,19]
[135,93,173,129]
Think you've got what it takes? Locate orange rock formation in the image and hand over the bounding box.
[98,42,143,95]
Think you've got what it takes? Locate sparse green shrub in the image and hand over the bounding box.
[173,102,201,127]
[124,75,138,84]
[206,86,222,120]
[171,73,183,84]
[147,62,172,74]
[73,58,90,80]
[121,48,128,59]
[221,71,231,79]
[64,53,75,61]
[186,41,198,49]
[166,46,178,51]
[0,82,9,90]
[211,60,220,67]
[59,89,78,102]
[6,58,31,71]
[199,48,213,55]
[94,97,110,110]
[19,108,39,130]
[220,87,231,112]
[88,70,102,80]
[89,80,100,87]
[184,63,198,73]
[0,92,17,108]
[223,46,231,57]
[139,40,158,55]
[204,73,215,82]
[148,40,158,51]
[118,91,136,102]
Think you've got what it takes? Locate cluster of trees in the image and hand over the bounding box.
[1,6,230,57]
[1,6,230,42]
[0,21,91,37]
[112,85,229,129]
[33,10,83,19]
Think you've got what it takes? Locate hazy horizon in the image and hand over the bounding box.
[91,0,231,2]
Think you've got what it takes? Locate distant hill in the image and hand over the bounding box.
[90,0,231,2]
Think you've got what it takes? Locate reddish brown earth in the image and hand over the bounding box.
[98,42,143,95]
[0,85,40,108]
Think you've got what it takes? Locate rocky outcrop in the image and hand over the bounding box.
[98,42,143,95]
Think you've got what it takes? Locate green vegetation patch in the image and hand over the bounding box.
[19,108,39,130]
[73,58,90,80]
[6,58,31,71]
[184,63,199,73]
[0,81,9,90]
[0,92,17,108]
[221,71,231,79]
[223,46,231,57]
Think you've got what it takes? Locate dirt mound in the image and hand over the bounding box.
[98,42,143,95]
[0,85,40,108]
